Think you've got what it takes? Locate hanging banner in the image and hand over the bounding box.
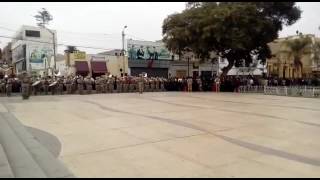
[29,45,53,70]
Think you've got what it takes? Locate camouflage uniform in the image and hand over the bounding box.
[85,76,93,94]
[116,78,121,93]
[20,73,31,100]
[43,78,49,95]
[65,77,72,94]
[144,78,149,92]
[95,77,101,93]
[138,75,144,94]
[100,77,106,93]
[77,76,84,95]
[109,77,115,93]
[6,78,13,97]
[150,78,155,92]
[0,79,5,95]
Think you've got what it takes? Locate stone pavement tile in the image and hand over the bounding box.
[62,142,220,178]
[216,123,320,159]
[211,157,306,178]
[247,155,320,177]
[59,128,145,157]
[152,134,264,169]
[0,104,8,113]
[117,120,204,142]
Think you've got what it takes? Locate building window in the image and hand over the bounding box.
[25,30,40,38]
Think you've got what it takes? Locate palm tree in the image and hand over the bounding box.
[284,35,312,78]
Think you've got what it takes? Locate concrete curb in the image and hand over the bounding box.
[2,113,75,178]
[0,114,47,178]
[0,144,14,178]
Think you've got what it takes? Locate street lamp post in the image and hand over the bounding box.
[187,57,190,77]
[122,25,127,75]
[45,28,56,78]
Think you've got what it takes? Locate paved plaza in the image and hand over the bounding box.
[1,92,320,177]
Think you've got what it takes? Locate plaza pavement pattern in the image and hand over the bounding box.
[0,92,320,177]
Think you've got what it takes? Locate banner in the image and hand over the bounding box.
[127,39,172,61]
[29,45,53,70]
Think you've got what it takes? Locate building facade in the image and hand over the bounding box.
[267,34,320,78]
[11,25,57,76]
[64,51,128,78]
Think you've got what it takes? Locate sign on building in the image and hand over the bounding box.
[29,45,53,70]
[127,39,172,61]
[74,51,86,60]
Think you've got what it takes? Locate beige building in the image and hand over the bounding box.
[64,51,128,77]
[267,34,320,78]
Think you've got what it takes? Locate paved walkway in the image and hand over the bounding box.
[1,92,320,177]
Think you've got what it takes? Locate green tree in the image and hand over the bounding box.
[162,2,301,77]
[285,35,312,78]
[34,8,53,28]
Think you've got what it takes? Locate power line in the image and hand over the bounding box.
[0,34,116,51]
[0,26,16,32]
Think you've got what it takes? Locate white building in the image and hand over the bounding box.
[11,25,57,76]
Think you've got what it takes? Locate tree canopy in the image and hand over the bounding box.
[34,8,53,28]
[162,2,302,76]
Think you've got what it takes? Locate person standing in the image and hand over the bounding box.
[6,77,13,97]
[0,78,5,96]
[65,76,72,94]
[187,77,193,92]
[138,74,144,94]
[20,72,31,100]
[85,76,93,94]
[95,77,101,93]
[215,76,220,92]
[197,77,202,92]
[43,77,49,95]
[108,76,114,93]
[77,76,84,95]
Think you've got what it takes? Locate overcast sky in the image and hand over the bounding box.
[0,2,319,54]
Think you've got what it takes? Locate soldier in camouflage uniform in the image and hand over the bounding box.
[85,76,93,94]
[42,77,49,95]
[20,72,31,100]
[109,76,114,93]
[0,78,5,96]
[103,76,108,93]
[151,78,156,92]
[138,74,144,94]
[100,76,106,93]
[57,77,64,95]
[95,77,101,93]
[6,77,13,97]
[64,76,72,94]
[144,77,149,92]
[77,76,84,95]
[129,77,134,92]
[160,78,166,91]
[116,77,121,93]
[123,76,128,93]
[155,77,159,92]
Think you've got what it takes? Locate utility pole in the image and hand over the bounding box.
[45,28,56,78]
[187,57,190,77]
[122,25,127,75]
